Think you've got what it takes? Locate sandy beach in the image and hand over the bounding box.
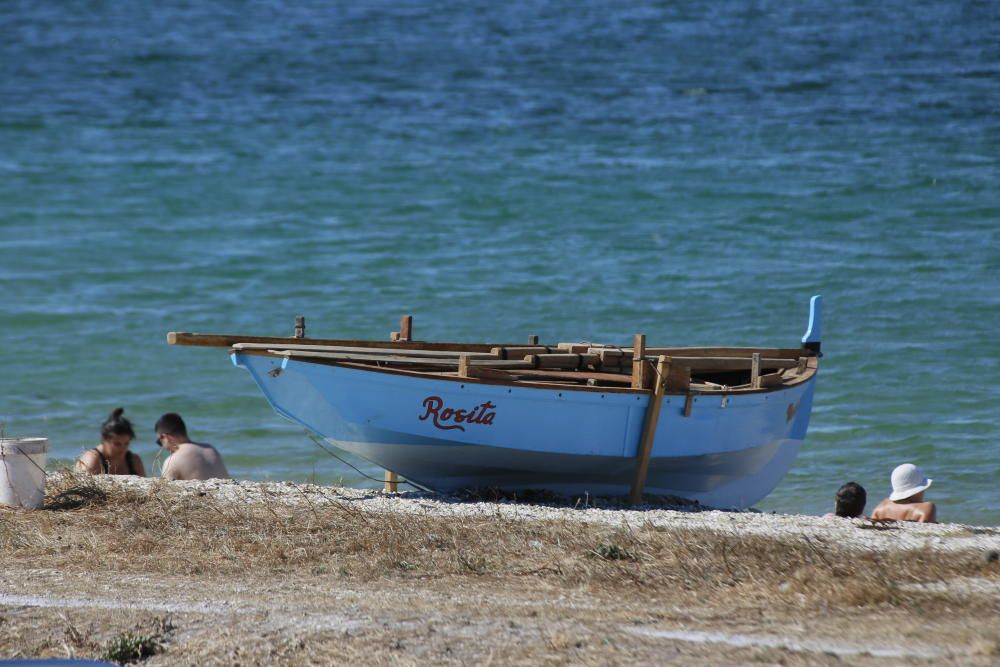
[1,473,998,666]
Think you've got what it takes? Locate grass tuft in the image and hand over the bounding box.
[100,631,162,664]
[98,617,172,665]
[589,543,639,562]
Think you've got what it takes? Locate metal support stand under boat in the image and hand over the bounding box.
[629,355,670,504]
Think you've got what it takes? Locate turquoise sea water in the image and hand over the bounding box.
[2,1,997,523]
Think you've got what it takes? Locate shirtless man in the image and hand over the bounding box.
[870,463,937,523]
[154,412,230,481]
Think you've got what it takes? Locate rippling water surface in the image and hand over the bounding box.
[1,1,997,523]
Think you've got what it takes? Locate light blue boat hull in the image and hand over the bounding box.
[232,352,816,509]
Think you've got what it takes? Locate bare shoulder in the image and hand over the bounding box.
[76,449,100,474]
[869,499,892,519]
[161,451,182,480]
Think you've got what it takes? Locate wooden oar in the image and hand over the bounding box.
[629,355,670,504]
[233,342,499,360]
[168,331,506,353]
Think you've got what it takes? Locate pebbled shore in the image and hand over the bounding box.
[109,474,1000,555]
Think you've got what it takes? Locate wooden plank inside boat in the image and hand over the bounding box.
[269,348,537,369]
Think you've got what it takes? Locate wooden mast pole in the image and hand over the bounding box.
[629,355,670,505]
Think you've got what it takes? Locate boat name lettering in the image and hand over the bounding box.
[419,396,496,431]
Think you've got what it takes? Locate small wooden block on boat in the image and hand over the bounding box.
[398,315,413,342]
[491,346,553,360]
[556,343,592,353]
[759,371,785,388]
[528,353,601,370]
[666,365,691,391]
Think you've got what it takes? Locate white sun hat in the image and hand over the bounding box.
[889,463,933,501]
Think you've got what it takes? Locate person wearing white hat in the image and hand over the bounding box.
[870,463,937,523]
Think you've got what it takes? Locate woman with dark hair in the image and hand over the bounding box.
[76,407,146,476]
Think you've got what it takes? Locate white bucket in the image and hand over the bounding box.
[0,438,48,509]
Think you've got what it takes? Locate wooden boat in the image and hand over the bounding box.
[168,296,822,509]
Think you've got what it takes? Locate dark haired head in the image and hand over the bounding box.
[154,412,188,438]
[101,407,136,441]
[834,481,867,518]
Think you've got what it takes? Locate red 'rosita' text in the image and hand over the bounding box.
[419,396,496,432]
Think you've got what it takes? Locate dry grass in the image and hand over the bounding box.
[1,473,995,614]
[1,473,998,665]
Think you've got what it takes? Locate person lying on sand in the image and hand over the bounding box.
[76,407,146,477]
[870,463,937,523]
[155,412,230,481]
[825,481,867,518]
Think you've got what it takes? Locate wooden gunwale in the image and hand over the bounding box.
[256,347,803,374]
[169,332,817,360]
[230,349,818,395]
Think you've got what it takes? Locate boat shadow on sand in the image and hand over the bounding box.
[407,485,713,513]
